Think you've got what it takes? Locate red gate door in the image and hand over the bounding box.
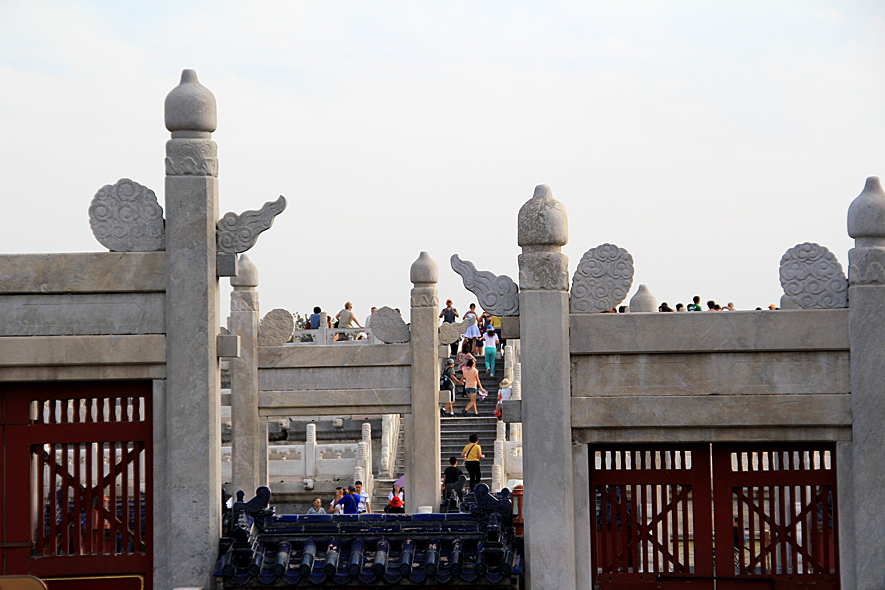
[712,443,839,590]
[590,444,714,588]
[0,382,152,590]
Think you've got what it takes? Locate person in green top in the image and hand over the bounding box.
[687,295,702,312]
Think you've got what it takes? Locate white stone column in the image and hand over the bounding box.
[229,254,259,496]
[305,423,317,479]
[163,69,221,590]
[510,361,522,442]
[846,176,885,588]
[572,441,591,590]
[517,185,576,589]
[405,252,441,513]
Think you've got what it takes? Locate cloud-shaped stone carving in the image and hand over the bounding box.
[570,243,634,313]
[89,179,165,252]
[779,242,848,309]
[450,255,519,316]
[370,306,410,343]
[258,308,295,346]
[217,196,287,253]
[439,316,476,345]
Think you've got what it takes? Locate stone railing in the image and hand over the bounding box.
[221,422,373,493]
[379,413,401,478]
[290,326,378,345]
[492,420,523,492]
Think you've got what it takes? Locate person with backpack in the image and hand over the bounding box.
[440,358,462,417]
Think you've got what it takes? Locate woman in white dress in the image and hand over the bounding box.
[462,303,482,355]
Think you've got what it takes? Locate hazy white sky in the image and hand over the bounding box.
[2,1,883,320]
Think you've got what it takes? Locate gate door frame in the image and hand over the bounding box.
[589,443,714,588]
[0,382,152,589]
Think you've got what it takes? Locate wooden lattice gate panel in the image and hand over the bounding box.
[0,382,152,589]
[712,443,839,590]
[589,444,714,589]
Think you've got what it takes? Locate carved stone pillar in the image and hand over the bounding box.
[517,184,576,589]
[305,423,317,479]
[162,69,221,590]
[405,252,441,512]
[230,254,260,497]
[846,176,885,589]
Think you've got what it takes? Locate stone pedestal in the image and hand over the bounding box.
[230,254,260,496]
[163,70,222,590]
[517,185,576,589]
[405,252,441,513]
[846,176,885,588]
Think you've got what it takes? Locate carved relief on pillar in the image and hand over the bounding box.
[570,244,634,313]
[230,290,259,312]
[409,287,439,308]
[518,252,569,291]
[258,308,295,346]
[439,316,475,345]
[165,138,218,177]
[88,178,165,252]
[779,242,848,309]
[849,247,885,285]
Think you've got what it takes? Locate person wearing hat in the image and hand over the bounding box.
[337,485,359,514]
[386,494,405,513]
[495,378,512,421]
[441,358,463,417]
[482,324,500,377]
[439,299,460,356]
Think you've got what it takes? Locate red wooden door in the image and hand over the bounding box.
[589,444,714,588]
[589,443,840,589]
[0,382,152,590]
[712,443,839,590]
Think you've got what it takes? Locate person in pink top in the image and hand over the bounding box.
[460,358,486,416]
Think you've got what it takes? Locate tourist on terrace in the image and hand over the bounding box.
[482,325,499,376]
[308,306,322,329]
[307,498,325,514]
[439,299,460,356]
[457,339,475,375]
[462,303,482,355]
[676,303,686,312]
[336,302,362,329]
[706,300,717,311]
[337,485,358,514]
[330,487,344,513]
[461,434,485,491]
[442,457,463,501]
[461,358,486,416]
[726,302,736,311]
[495,378,512,421]
[354,480,372,514]
[688,296,702,311]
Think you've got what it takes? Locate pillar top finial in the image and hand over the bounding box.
[410,251,439,284]
[848,176,885,240]
[230,254,258,287]
[518,184,568,248]
[165,69,217,134]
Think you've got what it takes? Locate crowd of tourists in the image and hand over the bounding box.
[438,299,510,419]
[305,479,406,515]
[602,296,783,313]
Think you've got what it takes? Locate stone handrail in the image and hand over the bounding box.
[290,326,378,345]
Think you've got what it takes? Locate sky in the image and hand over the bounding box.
[2,1,883,322]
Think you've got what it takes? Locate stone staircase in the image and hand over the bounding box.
[440,352,504,489]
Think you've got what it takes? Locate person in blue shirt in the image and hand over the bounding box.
[308,306,322,329]
[337,485,359,514]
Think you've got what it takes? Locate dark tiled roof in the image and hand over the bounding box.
[215,486,522,587]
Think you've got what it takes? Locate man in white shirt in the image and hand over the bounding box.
[366,307,377,327]
[354,480,372,514]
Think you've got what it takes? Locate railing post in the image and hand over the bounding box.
[510,361,522,442]
[846,176,885,588]
[405,252,441,512]
[517,184,576,589]
[229,254,260,496]
[305,423,317,480]
[162,69,221,590]
[361,423,373,496]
